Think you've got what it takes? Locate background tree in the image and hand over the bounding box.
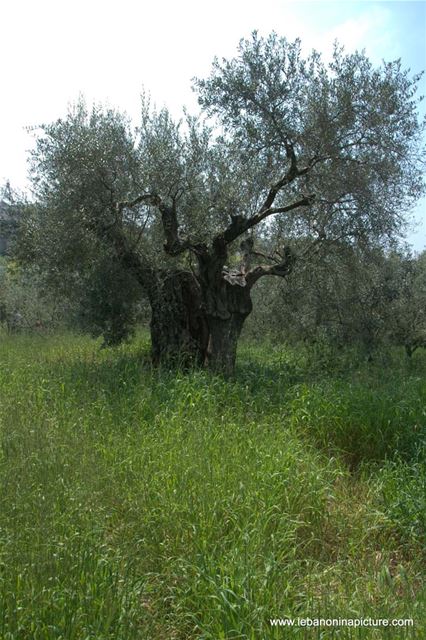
[0,259,73,333]
[19,33,425,373]
[247,245,426,361]
[387,250,426,356]
[0,181,23,256]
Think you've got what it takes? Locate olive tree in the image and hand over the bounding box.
[247,243,403,351]
[23,33,425,373]
[387,250,426,356]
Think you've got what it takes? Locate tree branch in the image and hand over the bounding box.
[222,193,316,245]
[117,192,195,257]
[213,142,319,249]
[257,140,299,213]
[246,246,296,287]
[116,193,161,215]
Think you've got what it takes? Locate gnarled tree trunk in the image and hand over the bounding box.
[103,223,209,367]
[149,269,209,367]
[195,234,295,375]
[111,190,300,374]
[196,236,252,375]
[207,312,248,375]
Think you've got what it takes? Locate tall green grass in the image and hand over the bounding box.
[0,333,425,638]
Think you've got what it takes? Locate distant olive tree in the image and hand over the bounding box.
[387,251,426,356]
[0,260,72,333]
[247,245,426,359]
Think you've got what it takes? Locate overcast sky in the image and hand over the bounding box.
[1,0,425,249]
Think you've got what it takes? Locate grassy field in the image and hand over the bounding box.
[0,332,425,639]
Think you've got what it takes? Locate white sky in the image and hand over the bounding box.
[1,0,425,249]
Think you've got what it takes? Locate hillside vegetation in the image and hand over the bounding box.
[0,333,425,638]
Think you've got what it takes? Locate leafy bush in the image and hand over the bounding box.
[0,259,73,333]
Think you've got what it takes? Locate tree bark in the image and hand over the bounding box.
[207,313,248,375]
[195,237,295,374]
[116,160,309,373]
[194,237,253,374]
[149,270,209,368]
[102,223,209,367]
[112,189,300,373]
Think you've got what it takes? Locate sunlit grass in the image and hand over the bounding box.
[0,332,425,638]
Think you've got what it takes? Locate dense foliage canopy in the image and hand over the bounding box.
[10,33,426,370]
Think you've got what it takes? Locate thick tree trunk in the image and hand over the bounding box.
[149,270,209,368]
[207,313,248,375]
[199,255,253,374]
[148,267,251,374]
[103,224,209,367]
[111,154,307,373]
[105,213,291,374]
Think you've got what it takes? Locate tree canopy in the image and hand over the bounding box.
[16,32,426,373]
